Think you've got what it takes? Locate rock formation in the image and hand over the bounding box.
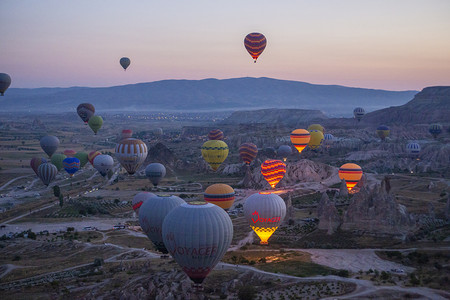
[317,193,341,235]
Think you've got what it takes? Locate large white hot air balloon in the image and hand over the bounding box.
[115,138,148,175]
[244,192,286,245]
[162,203,233,287]
[139,195,185,255]
[93,154,114,177]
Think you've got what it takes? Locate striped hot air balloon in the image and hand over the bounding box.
[132,192,155,215]
[406,142,421,155]
[204,184,235,210]
[261,159,286,189]
[77,103,95,124]
[63,149,76,158]
[208,129,224,140]
[63,157,80,177]
[290,129,311,154]
[376,125,390,140]
[201,140,229,171]
[239,143,258,165]
[30,157,47,176]
[338,163,363,192]
[244,192,286,245]
[145,163,166,186]
[353,107,365,122]
[244,32,267,63]
[88,151,101,166]
[115,138,148,175]
[429,124,442,139]
[37,163,58,186]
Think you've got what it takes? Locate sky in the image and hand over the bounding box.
[1,0,449,90]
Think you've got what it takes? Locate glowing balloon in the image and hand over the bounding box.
[63,149,76,157]
[0,73,11,96]
[120,57,131,70]
[93,154,114,177]
[353,107,365,122]
[277,145,292,161]
[132,192,155,214]
[115,138,148,175]
[88,116,103,135]
[201,140,229,171]
[338,163,363,192]
[204,184,235,210]
[50,154,66,171]
[145,163,166,186]
[308,124,324,133]
[76,103,95,124]
[244,32,267,63]
[162,203,233,286]
[261,159,286,189]
[376,125,390,140]
[308,130,324,150]
[139,195,185,254]
[244,192,286,244]
[429,124,442,139]
[88,151,101,166]
[63,157,80,177]
[208,129,224,140]
[37,163,58,186]
[290,129,310,154]
[40,135,60,158]
[74,152,88,167]
[30,157,47,176]
[239,143,258,165]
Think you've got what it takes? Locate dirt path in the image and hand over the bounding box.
[0,175,33,191]
[229,231,254,251]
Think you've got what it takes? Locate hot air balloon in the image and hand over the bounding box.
[264,147,277,158]
[88,116,103,135]
[63,157,80,177]
[50,154,66,171]
[244,32,267,63]
[30,157,47,176]
[132,192,155,215]
[120,57,131,70]
[239,143,258,165]
[0,73,11,96]
[162,203,233,286]
[308,130,324,150]
[429,124,442,139]
[63,149,76,157]
[37,163,58,186]
[145,163,166,186]
[261,159,286,189]
[290,129,310,154]
[208,129,224,140]
[74,152,88,167]
[353,107,365,122]
[93,154,114,176]
[277,145,292,161]
[338,163,363,192]
[153,128,163,136]
[201,140,229,171]
[244,192,286,244]
[139,195,185,254]
[88,151,101,166]
[376,125,390,140]
[406,142,421,156]
[115,138,148,175]
[323,133,334,148]
[40,135,60,158]
[308,124,324,133]
[121,129,133,140]
[76,103,95,124]
[204,184,235,211]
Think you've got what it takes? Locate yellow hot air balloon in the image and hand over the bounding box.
[308,130,324,150]
[290,129,310,154]
[308,124,324,133]
[204,184,235,210]
[201,140,229,171]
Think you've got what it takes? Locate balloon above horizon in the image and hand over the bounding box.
[244,32,267,63]
[0,73,11,96]
[120,57,130,70]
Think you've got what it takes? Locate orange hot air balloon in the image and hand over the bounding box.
[261,160,286,189]
[244,32,267,63]
[338,163,363,192]
[204,184,235,211]
[290,129,310,154]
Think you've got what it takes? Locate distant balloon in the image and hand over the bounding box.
[162,203,233,285]
[50,154,66,171]
[277,145,292,161]
[88,151,101,166]
[153,127,163,136]
[132,192,155,215]
[308,130,324,150]
[40,135,60,158]
[115,138,148,175]
[429,124,442,139]
[145,163,166,186]
[290,129,311,154]
[239,143,258,165]
[406,142,421,155]
[338,163,363,192]
[264,147,277,158]
[63,157,80,177]
[261,159,286,189]
[208,129,224,140]
[30,157,47,176]
[120,57,131,70]
[308,124,324,133]
[201,140,229,171]
[76,103,95,124]
[74,152,88,167]
[93,154,114,177]
[121,129,133,140]
[37,163,58,186]
[353,107,365,122]
[88,116,103,135]
[63,149,76,157]
[244,192,286,244]
[324,133,334,141]
[139,195,185,254]
[376,125,390,140]
[204,184,235,211]
[244,32,267,63]
[0,73,11,96]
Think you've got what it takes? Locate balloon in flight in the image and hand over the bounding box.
[121,129,133,140]
[208,129,224,140]
[338,163,363,192]
[406,142,421,155]
[308,130,324,150]
[120,57,131,70]
[376,125,390,140]
[88,116,103,135]
[63,157,80,177]
[115,138,148,175]
[204,184,235,211]
[30,157,47,176]
[261,159,286,189]
[429,124,442,139]
[37,163,58,186]
[308,124,324,133]
[88,151,101,166]
[145,163,166,186]
[50,154,66,171]
[76,103,95,124]
[40,135,60,158]
[132,192,155,214]
[277,145,292,161]
[0,73,11,96]
[244,32,267,63]
[201,140,229,171]
[353,107,365,122]
[74,152,88,167]
[290,129,310,154]
[93,154,114,177]
[63,149,76,157]
[239,143,258,165]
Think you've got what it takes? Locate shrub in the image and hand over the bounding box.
[238,285,256,300]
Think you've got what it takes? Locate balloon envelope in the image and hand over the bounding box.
[88,116,103,135]
[120,57,131,70]
[239,143,258,165]
[30,157,47,176]
[308,124,324,133]
[40,135,60,158]
[201,140,229,171]
[63,149,76,157]
[244,32,267,62]
[63,157,80,177]
[353,107,365,121]
[139,195,185,253]
[132,192,155,214]
[0,73,11,96]
[115,138,148,175]
[338,163,363,192]
[290,129,310,154]
[277,145,292,161]
[145,163,166,186]
[121,129,133,140]
[93,154,114,177]
[429,124,442,138]
[50,154,66,171]
[308,130,324,150]
[204,184,235,210]
[261,159,286,189]
[376,125,390,140]
[88,151,101,166]
[74,152,88,167]
[162,203,233,284]
[208,129,224,140]
[37,163,58,186]
[77,103,95,124]
[406,142,421,155]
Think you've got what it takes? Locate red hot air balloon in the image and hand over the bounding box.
[244,32,267,63]
[239,143,258,165]
[77,103,95,124]
[121,129,133,140]
[261,160,286,189]
[208,129,224,140]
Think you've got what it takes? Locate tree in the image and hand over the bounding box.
[59,194,64,207]
[53,185,61,197]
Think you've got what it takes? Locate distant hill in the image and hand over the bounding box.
[2,77,417,116]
